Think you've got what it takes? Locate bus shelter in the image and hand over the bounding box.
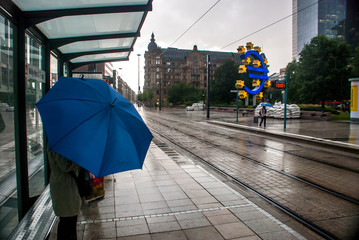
[0,1,152,238]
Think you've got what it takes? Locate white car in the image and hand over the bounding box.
[186,103,205,111]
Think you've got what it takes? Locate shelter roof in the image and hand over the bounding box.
[1,0,152,69]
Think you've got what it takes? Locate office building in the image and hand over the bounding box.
[292,0,347,59]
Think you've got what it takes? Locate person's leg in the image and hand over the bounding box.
[57,216,78,240]
[259,117,263,127]
[264,117,266,128]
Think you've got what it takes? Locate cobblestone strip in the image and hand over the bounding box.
[77,203,251,225]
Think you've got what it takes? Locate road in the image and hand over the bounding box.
[140,107,359,240]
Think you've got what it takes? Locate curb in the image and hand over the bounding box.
[208,120,359,154]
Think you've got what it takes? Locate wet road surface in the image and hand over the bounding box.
[140,108,359,239]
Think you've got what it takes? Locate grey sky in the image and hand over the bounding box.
[115,0,293,92]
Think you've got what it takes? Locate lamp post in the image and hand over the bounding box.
[137,54,141,94]
[156,79,162,111]
[159,78,162,110]
[284,76,287,130]
[207,55,210,119]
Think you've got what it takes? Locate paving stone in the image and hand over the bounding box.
[151,230,188,240]
[207,213,241,225]
[184,226,224,240]
[214,222,255,239]
[243,218,284,234]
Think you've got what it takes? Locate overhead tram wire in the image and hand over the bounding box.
[160,0,221,57]
[221,0,324,49]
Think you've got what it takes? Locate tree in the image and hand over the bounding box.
[167,82,203,105]
[285,60,300,103]
[286,36,352,106]
[351,46,359,77]
[211,59,240,104]
[138,89,154,106]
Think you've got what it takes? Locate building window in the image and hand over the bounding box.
[166,62,171,66]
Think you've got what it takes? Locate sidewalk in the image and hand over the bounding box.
[49,140,319,240]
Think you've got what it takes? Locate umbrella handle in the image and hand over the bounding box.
[111,97,118,107]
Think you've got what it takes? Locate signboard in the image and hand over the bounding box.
[72,72,103,80]
[351,84,358,111]
[275,80,286,89]
[25,64,45,82]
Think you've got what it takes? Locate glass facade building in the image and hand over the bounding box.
[292,0,346,59]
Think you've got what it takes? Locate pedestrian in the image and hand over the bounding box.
[259,106,267,128]
[48,150,81,240]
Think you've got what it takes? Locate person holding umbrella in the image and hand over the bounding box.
[259,105,267,128]
[36,76,153,239]
[47,150,81,240]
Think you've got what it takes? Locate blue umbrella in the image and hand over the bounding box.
[36,76,153,177]
[260,102,273,107]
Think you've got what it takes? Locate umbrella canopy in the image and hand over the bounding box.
[260,102,273,107]
[36,76,153,177]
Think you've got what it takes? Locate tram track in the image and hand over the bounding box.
[146,116,359,202]
[142,112,359,239]
[148,113,359,173]
[151,130,338,240]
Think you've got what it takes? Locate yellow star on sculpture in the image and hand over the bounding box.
[246,42,253,50]
[238,65,247,73]
[237,46,245,54]
[253,60,261,67]
[243,57,251,65]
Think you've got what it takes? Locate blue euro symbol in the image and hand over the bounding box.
[243,50,268,95]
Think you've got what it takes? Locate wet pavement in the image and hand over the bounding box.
[5,107,359,239]
[46,107,359,239]
[184,108,359,146]
[49,141,318,240]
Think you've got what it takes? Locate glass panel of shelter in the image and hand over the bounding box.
[0,13,18,239]
[25,34,46,199]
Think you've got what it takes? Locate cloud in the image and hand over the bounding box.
[114,0,292,92]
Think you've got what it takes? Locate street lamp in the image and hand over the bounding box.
[137,54,141,94]
[156,79,162,111]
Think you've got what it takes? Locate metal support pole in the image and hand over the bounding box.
[44,43,51,185]
[58,57,64,78]
[207,55,210,119]
[284,76,287,130]
[137,54,141,94]
[159,78,162,111]
[14,15,30,219]
[236,89,239,123]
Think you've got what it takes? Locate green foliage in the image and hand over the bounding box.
[168,82,204,105]
[331,113,350,120]
[137,89,154,105]
[298,104,339,114]
[211,59,240,104]
[285,36,352,104]
[351,46,359,77]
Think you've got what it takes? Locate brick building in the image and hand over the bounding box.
[144,33,242,106]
